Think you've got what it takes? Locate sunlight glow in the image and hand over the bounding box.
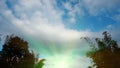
[43,54,72,68]
[43,54,91,68]
[53,57,70,68]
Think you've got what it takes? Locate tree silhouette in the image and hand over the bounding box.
[0,35,45,68]
[86,31,120,68]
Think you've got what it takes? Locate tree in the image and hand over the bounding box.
[86,31,120,68]
[35,59,46,68]
[0,35,45,68]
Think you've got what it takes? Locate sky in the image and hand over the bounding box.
[0,0,120,68]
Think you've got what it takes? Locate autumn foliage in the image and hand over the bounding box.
[87,31,120,68]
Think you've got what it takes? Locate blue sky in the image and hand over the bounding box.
[0,0,120,68]
[1,0,120,31]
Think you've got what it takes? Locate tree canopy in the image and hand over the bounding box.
[0,35,45,68]
[86,31,120,68]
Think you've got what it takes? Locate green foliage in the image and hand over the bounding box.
[35,59,46,68]
[88,66,92,68]
[0,35,45,68]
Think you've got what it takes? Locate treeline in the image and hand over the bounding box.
[0,35,45,68]
[0,31,120,68]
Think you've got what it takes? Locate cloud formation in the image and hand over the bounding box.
[0,0,120,68]
[0,0,101,42]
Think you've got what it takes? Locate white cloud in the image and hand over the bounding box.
[83,0,120,16]
[0,0,101,42]
[56,0,120,18]
[63,1,85,23]
[60,0,120,23]
[106,24,113,29]
[113,14,120,23]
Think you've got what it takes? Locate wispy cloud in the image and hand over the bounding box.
[83,0,120,16]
